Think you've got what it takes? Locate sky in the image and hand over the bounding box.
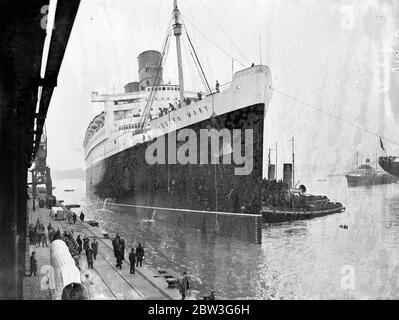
[46,0,399,188]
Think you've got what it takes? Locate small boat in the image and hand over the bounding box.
[64,189,75,192]
[65,204,80,209]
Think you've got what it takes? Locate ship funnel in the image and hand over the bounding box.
[138,50,163,90]
[283,163,293,187]
[268,164,275,180]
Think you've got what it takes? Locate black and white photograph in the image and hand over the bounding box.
[1,0,399,306]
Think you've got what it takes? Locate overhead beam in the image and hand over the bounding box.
[0,0,80,299]
[34,0,81,162]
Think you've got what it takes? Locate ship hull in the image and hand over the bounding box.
[86,103,265,214]
[345,173,398,187]
[378,157,399,179]
[262,204,345,223]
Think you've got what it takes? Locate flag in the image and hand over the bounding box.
[380,138,385,152]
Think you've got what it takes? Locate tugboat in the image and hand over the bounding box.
[261,138,345,223]
[261,181,345,223]
[345,154,398,187]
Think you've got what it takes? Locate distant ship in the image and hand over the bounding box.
[83,0,272,214]
[378,156,399,179]
[345,158,398,187]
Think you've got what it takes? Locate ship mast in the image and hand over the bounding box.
[291,137,295,188]
[173,0,185,105]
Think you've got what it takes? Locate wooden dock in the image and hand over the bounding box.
[23,199,182,300]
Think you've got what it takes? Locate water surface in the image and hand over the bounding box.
[53,177,399,299]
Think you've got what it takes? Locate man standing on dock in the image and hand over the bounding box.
[29,224,35,245]
[136,243,144,267]
[83,236,90,254]
[178,272,190,300]
[86,248,93,269]
[35,224,41,246]
[115,248,123,270]
[30,252,37,276]
[40,230,47,247]
[112,234,120,257]
[76,235,82,255]
[72,212,77,224]
[86,247,94,269]
[40,224,48,247]
[129,248,136,274]
[91,239,98,260]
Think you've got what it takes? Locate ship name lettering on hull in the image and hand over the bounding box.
[145,128,253,175]
[158,106,209,129]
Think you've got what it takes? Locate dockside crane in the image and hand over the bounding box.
[28,131,53,210]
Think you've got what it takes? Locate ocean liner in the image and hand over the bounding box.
[84,0,272,214]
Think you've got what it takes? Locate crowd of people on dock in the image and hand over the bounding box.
[28,211,215,300]
[28,219,48,247]
[111,233,145,273]
[47,223,62,242]
[109,233,207,300]
[66,211,77,224]
[75,235,98,270]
